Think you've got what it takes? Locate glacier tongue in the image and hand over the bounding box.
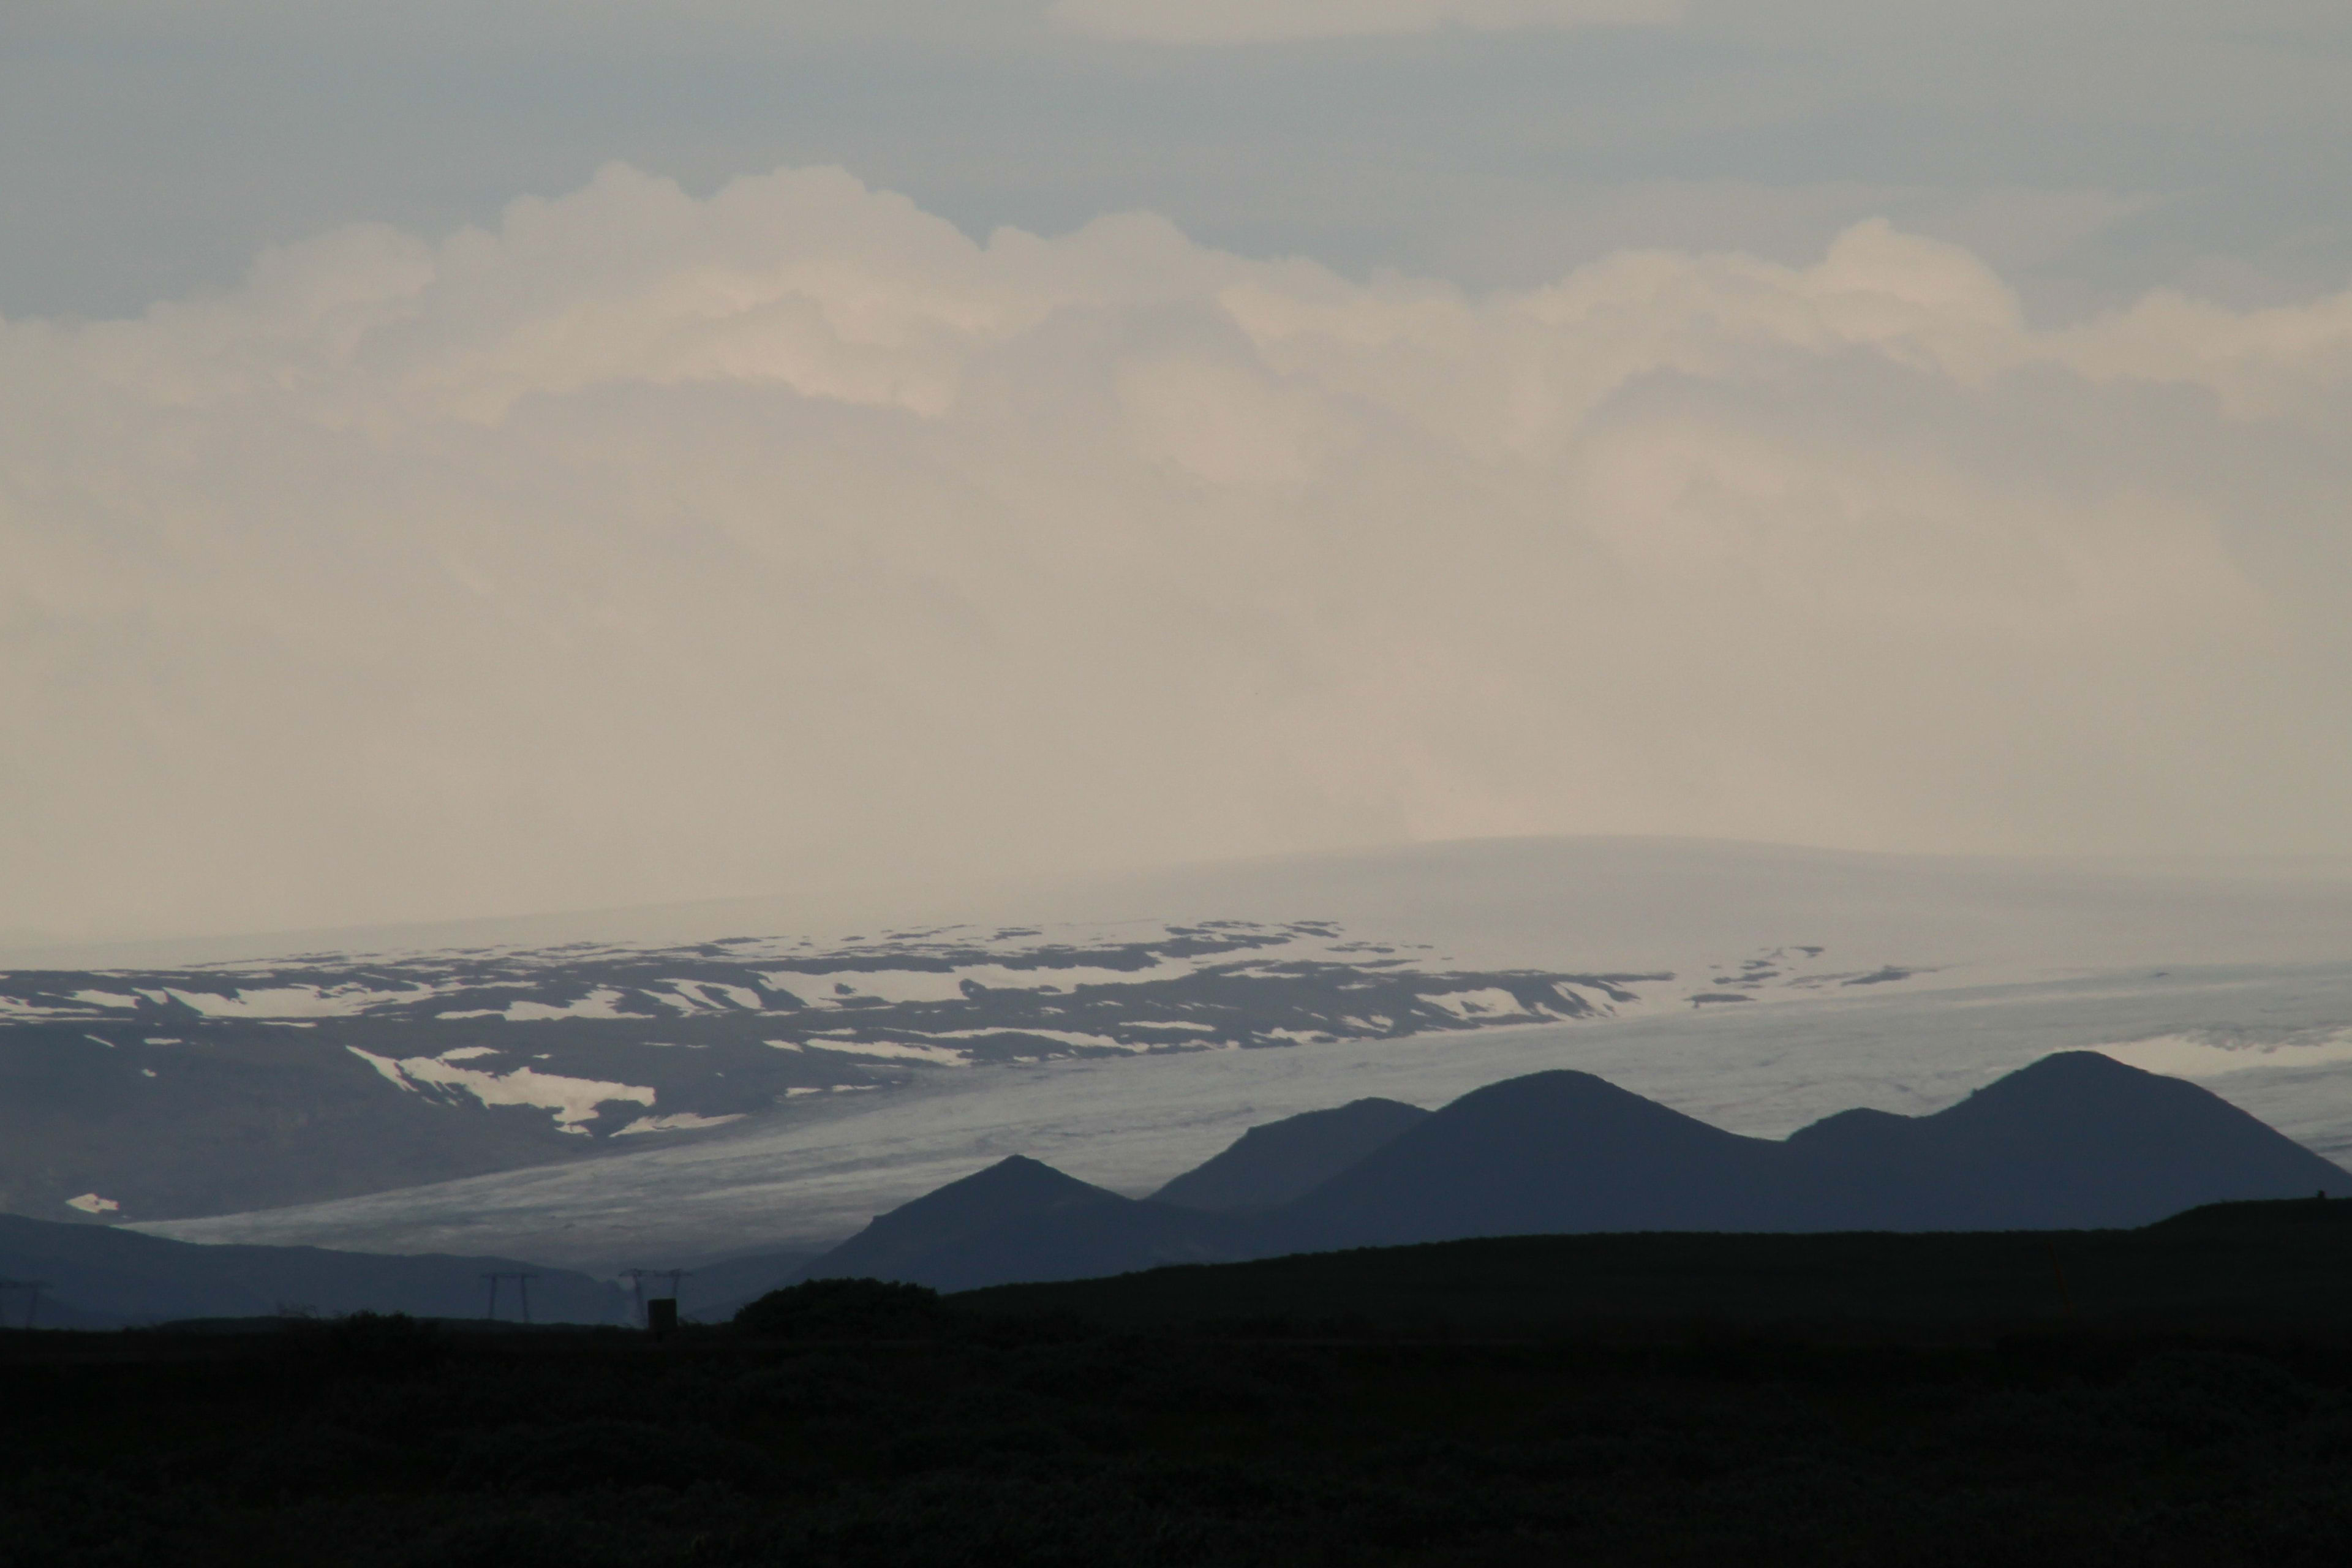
[133,959,2352,1268]
[17,835,2352,1257]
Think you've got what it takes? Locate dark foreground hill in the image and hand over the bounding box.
[0,1212,622,1325]
[796,1052,2352,1291]
[21,1215,2352,1568]
[958,1197,2352,1334]
[793,1156,1127,1285]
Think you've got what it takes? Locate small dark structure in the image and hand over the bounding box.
[623,1267,689,1329]
[645,1297,678,1338]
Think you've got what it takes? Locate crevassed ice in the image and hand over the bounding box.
[2097,1028,2352,1079]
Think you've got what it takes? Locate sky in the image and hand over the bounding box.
[4,1,2352,944]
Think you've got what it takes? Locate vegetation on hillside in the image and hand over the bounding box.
[10,1207,2352,1566]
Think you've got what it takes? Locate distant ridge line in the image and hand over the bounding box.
[779,1052,2352,1295]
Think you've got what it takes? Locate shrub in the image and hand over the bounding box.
[734,1278,952,1340]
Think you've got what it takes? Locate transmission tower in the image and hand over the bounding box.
[0,1278,50,1330]
[480,1270,541,1324]
[620,1268,653,1328]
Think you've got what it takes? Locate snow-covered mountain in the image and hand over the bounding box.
[9,837,2352,1269]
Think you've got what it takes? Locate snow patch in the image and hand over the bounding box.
[161,984,434,1018]
[802,1037,973,1065]
[612,1112,748,1136]
[660,979,763,1012]
[1423,988,1535,1020]
[347,1046,655,1129]
[768,959,1199,1007]
[499,988,644,1022]
[66,1193,120,1215]
[769,969,963,1005]
[349,1046,420,1090]
[944,1027,1147,1052]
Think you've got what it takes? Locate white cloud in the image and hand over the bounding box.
[3,164,2351,942]
[1050,0,1682,45]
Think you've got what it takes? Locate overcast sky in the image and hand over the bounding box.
[6,1,2352,943]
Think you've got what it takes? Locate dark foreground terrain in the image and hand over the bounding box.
[11,1204,2352,1567]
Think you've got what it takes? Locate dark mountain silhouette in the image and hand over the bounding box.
[795,1101,1438,1292]
[0,1213,622,1326]
[1151,1098,1430,1211]
[791,1155,1129,1287]
[1266,1071,1789,1250]
[793,1053,2352,1292]
[1780,1049,2352,1229]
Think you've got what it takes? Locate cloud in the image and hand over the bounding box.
[1049,0,1681,45]
[3,164,2351,941]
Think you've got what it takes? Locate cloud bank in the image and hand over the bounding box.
[4,164,2351,941]
[1051,0,1681,44]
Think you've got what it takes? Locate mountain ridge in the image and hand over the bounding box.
[0,1212,624,1327]
[1150,1097,1430,1211]
[789,1051,2352,1292]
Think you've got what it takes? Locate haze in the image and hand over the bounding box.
[6,1,2352,945]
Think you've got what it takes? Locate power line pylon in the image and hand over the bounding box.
[0,1278,50,1329]
[620,1268,653,1328]
[480,1270,541,1324]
